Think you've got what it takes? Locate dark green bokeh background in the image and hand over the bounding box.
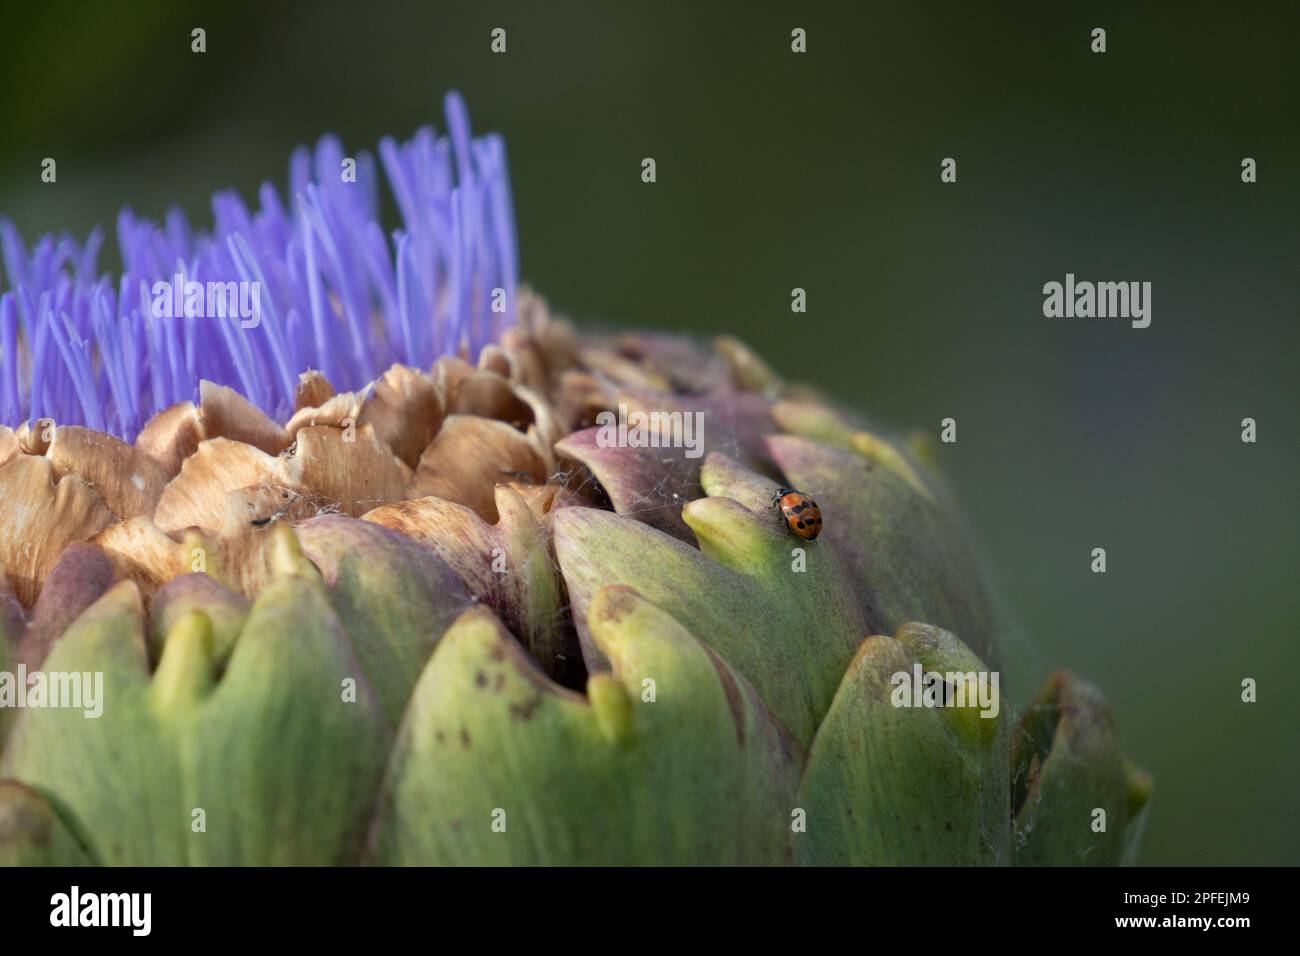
[1,1,1295,864]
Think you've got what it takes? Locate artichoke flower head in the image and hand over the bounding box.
[0,94,1149,866]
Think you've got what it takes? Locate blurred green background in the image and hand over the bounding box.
[1,0,1295,864]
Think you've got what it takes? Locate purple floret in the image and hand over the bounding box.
[0,92,518,441]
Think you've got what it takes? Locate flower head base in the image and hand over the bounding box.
[0,92,517,439]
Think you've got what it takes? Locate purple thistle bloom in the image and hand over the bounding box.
[0,92,518,441]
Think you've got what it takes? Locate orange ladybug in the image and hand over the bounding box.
[773,487,822,540]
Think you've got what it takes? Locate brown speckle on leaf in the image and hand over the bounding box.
[510,694,542,721]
